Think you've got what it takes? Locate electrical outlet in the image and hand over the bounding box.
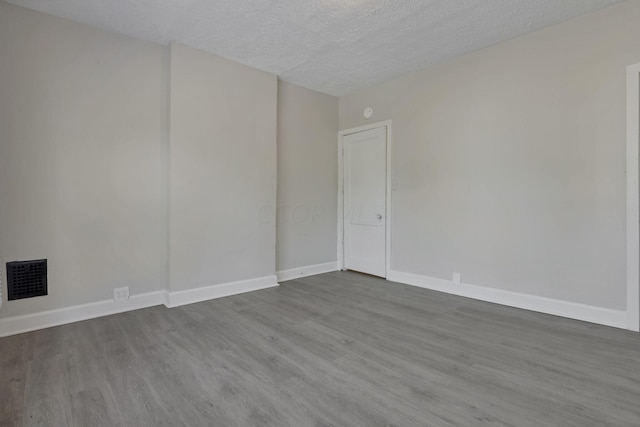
[114,286,129,302]
[452,272,461,285]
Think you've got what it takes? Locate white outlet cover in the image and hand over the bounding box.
[114,286,130,302]
[452,273,461,285]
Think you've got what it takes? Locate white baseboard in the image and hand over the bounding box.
[0,275,280,337]
[387,270,629,330]
[0,291,165,338]
[165,275,279,308]
[277,261,338,282]
[3,269,624,337]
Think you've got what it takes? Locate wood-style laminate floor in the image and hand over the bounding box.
[1,271,640,426]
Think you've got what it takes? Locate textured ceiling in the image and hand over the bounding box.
[5,0,625,96]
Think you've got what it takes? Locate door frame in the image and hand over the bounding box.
[627,63,640,332]
[338,120,392,278]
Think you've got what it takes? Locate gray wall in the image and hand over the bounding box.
[0,4,283,318]
[169,43,278,291]
[0,3,168,317]
[276,82,339,272]
[340,1,640,310]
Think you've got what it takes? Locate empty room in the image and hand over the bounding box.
[1,0,640,425]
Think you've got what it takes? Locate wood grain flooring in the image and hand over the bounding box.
[1,271,639,426]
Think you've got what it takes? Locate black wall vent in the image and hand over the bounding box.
[7,259,48,300]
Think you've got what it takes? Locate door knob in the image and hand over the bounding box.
[377,214,382,220]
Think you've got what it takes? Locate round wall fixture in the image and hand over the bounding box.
[363,107,373,119]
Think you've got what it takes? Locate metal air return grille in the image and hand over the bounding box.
[7,259,48,300]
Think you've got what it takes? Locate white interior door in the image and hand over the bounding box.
[343,126,387,278]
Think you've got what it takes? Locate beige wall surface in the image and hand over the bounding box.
[276,82,339,272]
[169,43,277,292]
[0,3,168,317]
[340,1,640,310]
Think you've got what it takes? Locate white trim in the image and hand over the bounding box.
[627,63,640,332]
[388,270,628,330]
[385,125,393,279]
[338,120,393,277]
[0,291,165,338]
[0,275,280,337]
[337,130,345,271]
[277,262,338,282]
[165,275,278,308]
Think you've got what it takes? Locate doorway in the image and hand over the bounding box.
[338,121,392,278]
